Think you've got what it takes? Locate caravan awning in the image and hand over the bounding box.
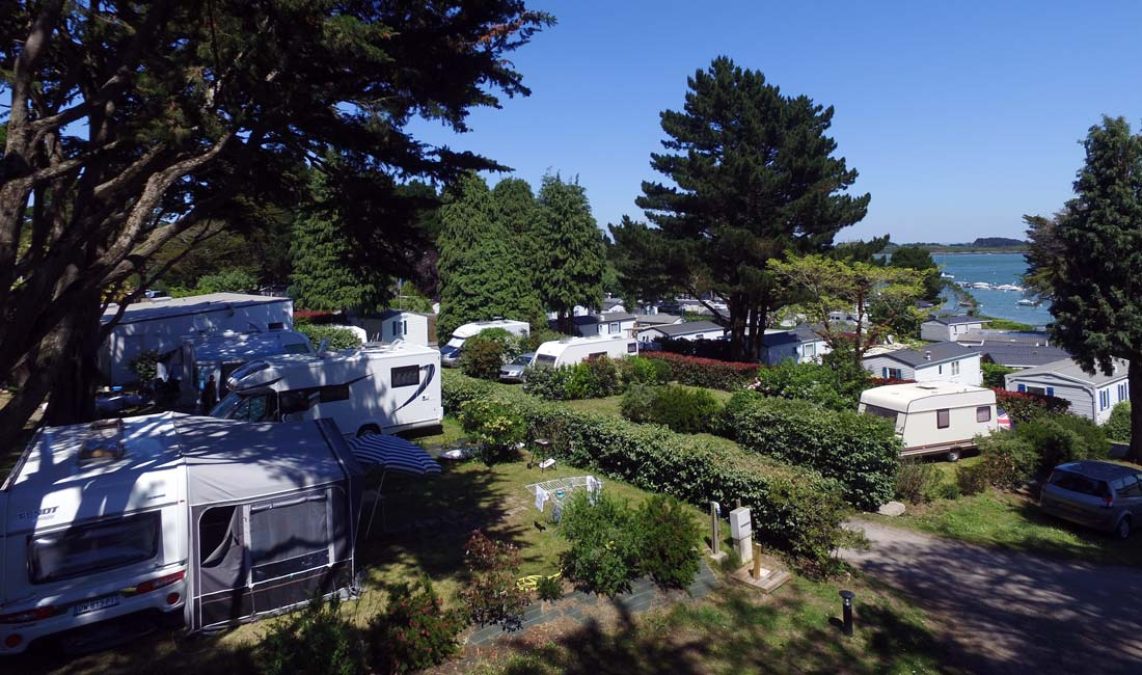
[348,434,441,476]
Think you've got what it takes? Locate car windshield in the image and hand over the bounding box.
[512,355,533,366]
[212,391,278,422]
[445,337,465,349]
[1048,470,1110,497]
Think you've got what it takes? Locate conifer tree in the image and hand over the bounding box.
[535,175,607,331]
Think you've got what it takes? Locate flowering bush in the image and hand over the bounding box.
[459,531,530,631]
[641,352,758,390]
[993,388,1070,422]
[368,578,467,674]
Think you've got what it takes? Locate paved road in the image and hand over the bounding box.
[841,520,1142,675]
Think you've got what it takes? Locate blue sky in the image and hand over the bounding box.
[410,1,1142,243]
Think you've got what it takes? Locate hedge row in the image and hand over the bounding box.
[993,389,1071,423]
[641,351,758,391]
[718,391,901,511]
[443,372,851,572]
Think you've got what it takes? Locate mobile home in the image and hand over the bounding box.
[213,343,442,436]
[439,319,530,367]
[533,335,638,369]
[0,414,362,654]
[161,329,313,407]
[858,382,999,460]
[100,293,294,386]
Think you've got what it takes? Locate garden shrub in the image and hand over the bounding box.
[981,362,1018,389]
[754,360,854,412]
[559,492,641,596]
[580,357,622,397]
[977,432,1038,490]
[259,594,364,675]
[621,385,720,434]
[458,398,527,463]
[619,384,657,423]
[993,388,1070,423]
[719,394,901,510]
[129,349,161,384]
[617,356,671,386]
[1017,414,1109,474]
[956,462,989,496]
[368,577,467,675]
[821,344,873,402]
[640,352,758,391]
[523,327,566,352]
[713,390,764,440]
[1105,402,1132,443]
[444,373,850,573]
[296,322,363,351]
[460,531,530,631]
[895,460,939,505]
[635,495,702,589]
[522,365,571,400]
[536,574,563,602]
[460,332,509,380]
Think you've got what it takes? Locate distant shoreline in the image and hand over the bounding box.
[926,247,1027,254]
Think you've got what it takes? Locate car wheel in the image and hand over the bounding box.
[1116,517,1132,540]
[946,450,961,462]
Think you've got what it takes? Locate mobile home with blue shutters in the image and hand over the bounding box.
[1004,357,1129,424]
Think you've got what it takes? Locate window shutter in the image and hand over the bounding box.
[882,367,887,378]
[1017,384,1026,393]
[1046,387,1054,397]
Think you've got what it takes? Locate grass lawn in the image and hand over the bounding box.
[869,457,1142,567]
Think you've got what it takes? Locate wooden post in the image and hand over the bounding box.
[709,501,720,556]
[751,542,763,579]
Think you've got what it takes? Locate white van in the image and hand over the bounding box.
[533,335,638,369]
[162,329,313,407]
[859,382,1000,461]
[212,342,442,437]
[0,414,362,654]
[439,319,530,367]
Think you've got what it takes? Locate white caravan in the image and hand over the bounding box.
[859,382,1000,461]
[162,329,313,407]
[533,335,639,369]
[0,414,362,654]
[213,342,442,437]
[439,319,530,367]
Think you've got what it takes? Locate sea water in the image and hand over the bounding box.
[932,253,1053,328]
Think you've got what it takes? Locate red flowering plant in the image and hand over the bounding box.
[459,530,531,632]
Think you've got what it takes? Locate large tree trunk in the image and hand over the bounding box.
[727,295,748,361]
[43,299,104,426]
[1129,360,1142,463]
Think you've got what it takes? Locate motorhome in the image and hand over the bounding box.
[161,329,313,407]
[533,335,638,369]
[439,319,530,367]
[213,342,442,437]
[858,382,1000,461]
[0,413,363,654]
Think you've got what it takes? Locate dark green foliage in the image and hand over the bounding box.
[579,357,622,398]
[536,574,564,602]
[617,356,672,386]
[635,495,702,589]
[1105,402,1132,443]
[978,415,1109,488]
[536,175,607,330]
[620,385,720,434]
[957,463,990,496]
[523,327,568,352]
[718,394,901,510]
[977,433,1039,490]
[444,372,851,573]
[994,389,1070,422]
[1032,117,1142,460]
[981,362,1019,389]
[754,361,855,412]
[641,352,758,390]
[368,578,467,675]
[458,398,527,464]
[522,366,571,401]
[895,460,939,505]
[295,323,362,351]
[259,594,364,675]
[559,492,641,596]
[525,358,624,401]
[820,344,874,402]
[460,333,509,380]
[460,531,530,631]
[889,246,943,304]
[129,350,161,384]
[607,216,678,310]
[193,269,259,295]
[634,56,869,360]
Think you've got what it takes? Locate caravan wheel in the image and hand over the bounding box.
[357,424,381,437]
[946,449,961,462]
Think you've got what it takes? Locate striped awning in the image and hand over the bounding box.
[348,434,441,476]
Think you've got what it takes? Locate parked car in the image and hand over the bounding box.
[499,353,535,383]
[1039,460,1142,539]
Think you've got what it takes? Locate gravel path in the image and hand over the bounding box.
[841,519,1142,675]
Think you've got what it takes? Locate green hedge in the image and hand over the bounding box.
[444,372,850,572]
[620,384,720,434]
[718,391,901,511]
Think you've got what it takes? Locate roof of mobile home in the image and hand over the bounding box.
[923,315,991,326]
[860,382,995,413]
[1007,357,1128,387]
[1,413,359,532]
[101,293,291,326]
[864,341,978,368]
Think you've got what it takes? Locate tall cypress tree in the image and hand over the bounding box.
[635,56,869,360]
[536,174,607,331]
[1037,117,1142,461]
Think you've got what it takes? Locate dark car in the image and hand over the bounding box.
[1039,460,1142,539]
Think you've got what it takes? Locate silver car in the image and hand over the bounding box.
[499,353,535,383]
[1039,461,1142,539]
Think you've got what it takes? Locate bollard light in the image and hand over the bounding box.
[839,590,855,636]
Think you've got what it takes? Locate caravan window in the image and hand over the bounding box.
[319,384,350,403]
[391,365,420,388]
[976,406,992,422]
[937,409,950,429]
[249,494,331,583]
[29,512,161,584]
[863,405,899,425]
[535,354,557,366]
[224,392,278,422]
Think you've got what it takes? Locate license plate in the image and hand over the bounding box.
[73,594,119,616]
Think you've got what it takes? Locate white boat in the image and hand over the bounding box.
[940,273,955,279]
[1017,298,1039,307]
[995,284,1024,292]
[970,282,992,290]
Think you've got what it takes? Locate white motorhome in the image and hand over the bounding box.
[213,343,442,437]
[0,414,362,654]
[858,382,1000,461]
[439,319,530,367]
[533,335,639,369]
[161,329,313,407]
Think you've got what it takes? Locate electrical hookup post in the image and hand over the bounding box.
[709,501,727,562]
[730,506,753,564]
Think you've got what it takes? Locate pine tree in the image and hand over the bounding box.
[634,56,869,359]
[1037,116,1142,460]
[535,175,607,331]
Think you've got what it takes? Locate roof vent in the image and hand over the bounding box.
[79,419,126,465]
[924,351,932,361]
